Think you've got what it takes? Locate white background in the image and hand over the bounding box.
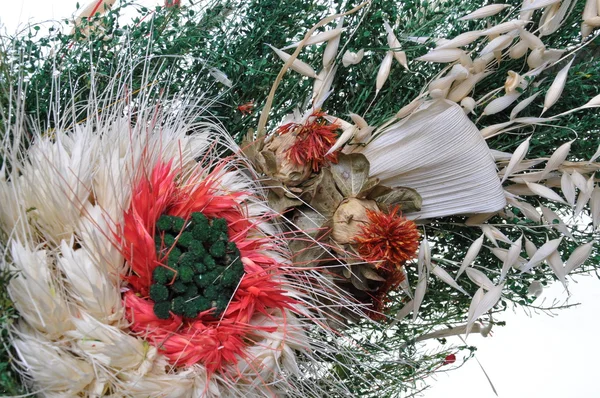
[1,2,599,398]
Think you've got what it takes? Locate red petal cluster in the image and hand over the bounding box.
[278,110,340,172]
[354,206,420,270]
[121,161,296,375]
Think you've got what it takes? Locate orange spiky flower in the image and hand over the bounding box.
[354,206,420,271]
[278,110,340,172]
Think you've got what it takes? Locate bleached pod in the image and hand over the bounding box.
[361,100,506,219]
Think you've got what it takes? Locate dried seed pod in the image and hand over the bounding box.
[504,71,523,93]
[268,44,319,78]
[416,49,465,63]
[376,51,394,94]
[331,198,379,244]
[459,4,511,20]
[342,49,365,67]
[509,40,529,59]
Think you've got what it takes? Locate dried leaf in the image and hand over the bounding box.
[540,205,573,238]
[521,237,563,273]
[361,267,386,282]
[564,242,594,275]
[282,28,343,50]
[543,57,575,114]
[561,172,576,206]
[374,187,423,213]
[459,4,510,20]
[303,168,345,218]
[342,49,365,67]
[376,51,394,94]
[267,44,318,78]
[510,92,542,119]
[465,267,494,290]
[436,30,482,49]
[484,93,521,116]
[501,236,522,281]
[482,20,529,36]
[413,277,427,321]
[330,153,370,197]
[417,49,465,63]
[525,182,567,204]
[467,284,504,336]
[432,264,469,295]
[466,287,485,335]
[457,234,484,278]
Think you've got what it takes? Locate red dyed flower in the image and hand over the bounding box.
[120,161,297,375]
[354,206,420,270]
[444,353,457,365]
[278,110,340,172]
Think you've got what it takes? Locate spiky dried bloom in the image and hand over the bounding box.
[278,110,340,172]
[0,66,368,397]
[354,206,420,270]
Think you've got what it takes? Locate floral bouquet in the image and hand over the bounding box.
[0,0,599,396]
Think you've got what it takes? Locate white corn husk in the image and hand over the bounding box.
[360,100,506,219]
[268,44,319,78]
[459,4,511,20]
[342,49,365,67]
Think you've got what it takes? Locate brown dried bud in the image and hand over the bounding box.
[261,133,312,186]
[331,198,379,244]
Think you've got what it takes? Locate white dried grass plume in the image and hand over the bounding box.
[360,100,506,219]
